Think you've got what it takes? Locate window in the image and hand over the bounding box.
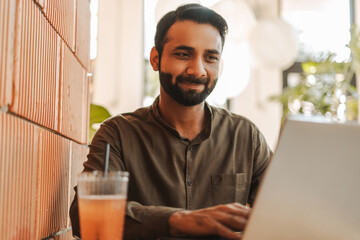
[280,0,357,121]
[282,0,355,88]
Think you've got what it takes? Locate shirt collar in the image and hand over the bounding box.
[150,96,213,143]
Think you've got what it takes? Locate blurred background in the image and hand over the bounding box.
[90,0,360,149]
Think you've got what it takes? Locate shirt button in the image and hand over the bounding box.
[214,176,222,184]
[187,179,193,186]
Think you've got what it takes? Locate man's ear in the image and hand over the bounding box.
[150,47,160,71]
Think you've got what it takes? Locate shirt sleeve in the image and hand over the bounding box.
[248,126,273,206]
[69,189,180,240]
[69,119,181,240]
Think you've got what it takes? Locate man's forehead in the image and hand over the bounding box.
[164,20,222,52]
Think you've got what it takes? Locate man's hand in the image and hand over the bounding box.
[168,203,249,239]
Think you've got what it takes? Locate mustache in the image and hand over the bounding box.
[176,75,208,85]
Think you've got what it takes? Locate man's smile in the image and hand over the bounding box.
[179,81,205,91]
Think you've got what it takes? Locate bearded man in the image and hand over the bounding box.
[70,3,272,240]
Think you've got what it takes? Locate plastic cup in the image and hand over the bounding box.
[77,171,129,240]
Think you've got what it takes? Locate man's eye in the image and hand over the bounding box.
[205,55,219,62]
[174,52,190,58]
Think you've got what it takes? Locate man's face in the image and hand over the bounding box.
[155,20,222,106]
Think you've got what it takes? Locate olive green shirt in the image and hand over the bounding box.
[70,97,272,240]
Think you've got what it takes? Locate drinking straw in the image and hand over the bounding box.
[104,143,110,177]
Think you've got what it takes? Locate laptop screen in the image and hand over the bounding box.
[243,117,360,240]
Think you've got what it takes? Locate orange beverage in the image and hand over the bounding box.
[79,195,126,240]
[77,171,129,240]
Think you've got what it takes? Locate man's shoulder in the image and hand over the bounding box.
[209,105,257,128]
[102,105,154,129]
[122,105,153,120]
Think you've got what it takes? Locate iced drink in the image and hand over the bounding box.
[77,171,129,240]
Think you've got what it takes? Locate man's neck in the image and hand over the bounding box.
[158,90,206,141]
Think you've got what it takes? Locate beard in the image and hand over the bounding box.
[159,71,217,106]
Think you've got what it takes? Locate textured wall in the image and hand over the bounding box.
[0,0,90,239]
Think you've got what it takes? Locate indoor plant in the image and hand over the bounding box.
[271,24,360,122]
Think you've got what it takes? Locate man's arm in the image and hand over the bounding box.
[70,191,249,240]
[69,187,180,240]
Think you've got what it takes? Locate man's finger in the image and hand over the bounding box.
[212,204,250,218]
[210,220,243,240]
[207,211,248,231]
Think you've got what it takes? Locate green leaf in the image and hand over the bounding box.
[89,103,112,142]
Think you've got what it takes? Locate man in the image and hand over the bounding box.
[70,3,271,240]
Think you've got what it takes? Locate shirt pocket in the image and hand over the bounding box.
[211,173,249,205]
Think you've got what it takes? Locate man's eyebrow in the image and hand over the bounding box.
[173,45,194,51]
[173,46,220,55]
[205,49,220,55]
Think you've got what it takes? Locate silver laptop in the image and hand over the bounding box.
[243,117,360,240]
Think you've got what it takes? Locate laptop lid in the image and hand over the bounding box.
[242,117,360,240]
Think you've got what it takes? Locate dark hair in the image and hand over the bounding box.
[154,3,228,59]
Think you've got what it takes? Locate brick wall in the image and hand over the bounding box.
[0,0,90,239]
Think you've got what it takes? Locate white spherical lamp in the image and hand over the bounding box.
[248,18,298,69]
[209,41,251,105]
[211,0,256,42]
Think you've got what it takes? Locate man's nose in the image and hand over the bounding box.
[186,57,207,78]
